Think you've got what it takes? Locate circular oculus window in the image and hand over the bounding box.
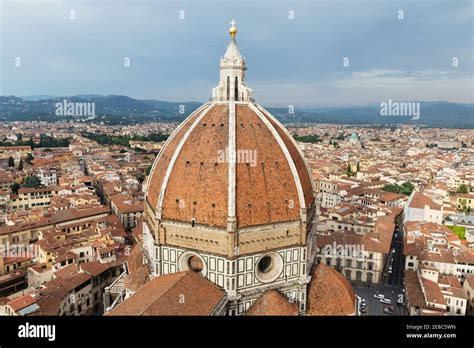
[178,252,207,277]
[255,252,283,283]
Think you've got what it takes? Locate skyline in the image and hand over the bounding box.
[1,0,473,107]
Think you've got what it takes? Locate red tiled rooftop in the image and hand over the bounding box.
[8,294,36,312]
[306,263,355,316]
[246,289,298,316]
[108,271,225,316]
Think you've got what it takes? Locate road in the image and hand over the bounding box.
[354,284,405,316]
[386,225,404,287]
[354,221,407,315]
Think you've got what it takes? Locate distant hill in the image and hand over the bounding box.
[0,95,201,123]
[267,101,473,128]
[0,95,472,128]
[20,95,64,101]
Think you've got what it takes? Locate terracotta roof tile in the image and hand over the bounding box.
[307,263,355,316]
[246,289,298,316]
[409,192,441,210]
[108,271,225,316]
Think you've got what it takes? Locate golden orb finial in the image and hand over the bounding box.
[229,19,237,38]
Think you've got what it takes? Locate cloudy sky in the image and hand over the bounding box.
[1,0,472,107]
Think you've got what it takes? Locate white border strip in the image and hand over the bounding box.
[156,104,213,218]
[228,102,236,221]
[249,103,306,210]
[256,104,315,193]
[145,102,210,194]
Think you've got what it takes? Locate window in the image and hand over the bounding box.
[234,76,239,100]
[258,256,272,273]
[187,256,203,273]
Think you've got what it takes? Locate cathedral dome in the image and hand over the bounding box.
[145,22,314,231]
[146,102,314,229]
[111,21,320,317]
[306,263,356,316]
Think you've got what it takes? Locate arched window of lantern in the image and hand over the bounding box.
[234,76,239,101]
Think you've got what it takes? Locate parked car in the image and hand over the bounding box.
[360,307,366,314]
[380,298,391,304]
[392,248,396,253]
[388,266,393,273]
[383,305,394,314]
[394,233,398,239]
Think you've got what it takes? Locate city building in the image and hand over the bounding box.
[404,192,444,224]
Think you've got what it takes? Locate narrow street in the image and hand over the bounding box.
[354,217,407,315]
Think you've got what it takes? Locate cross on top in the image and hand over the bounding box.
[230,19,236,27]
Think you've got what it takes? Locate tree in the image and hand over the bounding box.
[292,134,321,144]
[145,165,152,176]
[382,182,414,196]
[382,184,399,193]
[8,156,14,167]
[23,175,42,188]
[400,182,415,196]
[458,184,468,194]
[26,152,34,164]
[11,182,20,195]
[18,159,24,171]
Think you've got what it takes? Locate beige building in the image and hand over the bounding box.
[456,194,474,211]
[464,275,474,315]
[110,194,144,229]
[9,186,58,211]
[405,268,468,316]
[315,214,395,284]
